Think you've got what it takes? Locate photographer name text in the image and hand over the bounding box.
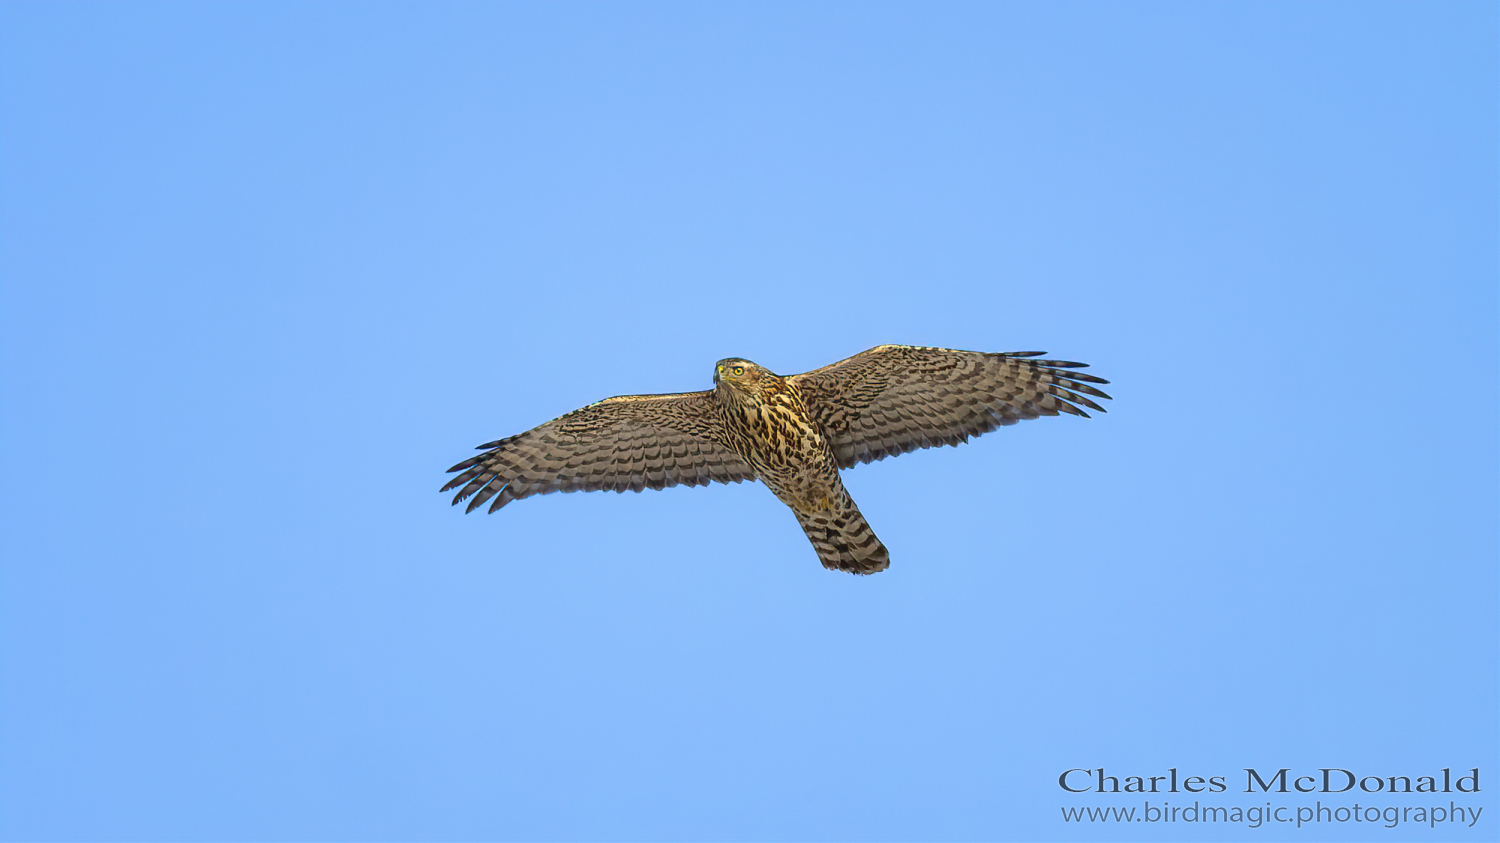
[1059,767,1481,795]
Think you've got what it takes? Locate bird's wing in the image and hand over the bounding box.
[441,391,754,513]
[790,344,1110,469]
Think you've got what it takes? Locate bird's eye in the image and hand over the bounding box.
[733,366,744,375]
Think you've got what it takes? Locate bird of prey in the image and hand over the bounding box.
[442,344,1109,574]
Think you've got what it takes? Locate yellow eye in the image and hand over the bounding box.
[732,366,744,375]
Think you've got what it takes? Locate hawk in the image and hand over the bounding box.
[442,344,1109,574]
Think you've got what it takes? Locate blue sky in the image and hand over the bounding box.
[1,2,1495,841]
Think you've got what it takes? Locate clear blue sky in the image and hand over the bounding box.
[1,2,1495,841]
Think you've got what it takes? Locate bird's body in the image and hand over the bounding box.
[710,360,888,572]
[712,361,834,512]
[443,344,1109,574]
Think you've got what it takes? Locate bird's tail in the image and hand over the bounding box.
[794,490,890,575]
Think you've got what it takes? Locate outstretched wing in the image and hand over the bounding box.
[441,391,755,513]
[790,344,1111,468]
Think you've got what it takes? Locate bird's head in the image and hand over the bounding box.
[714,358,769,394]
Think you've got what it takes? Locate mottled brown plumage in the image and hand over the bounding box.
[442,344,1110,574]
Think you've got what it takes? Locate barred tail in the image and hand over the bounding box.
[794,491,890,575]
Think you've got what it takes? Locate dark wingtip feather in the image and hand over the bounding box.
[1051,385,1107,414]
[446,454,484,474]
[464,478,506,514]
[487,485,517,513]
[466,479,508,513]
[1053,370,1109,385]
[1059,380,1111,400]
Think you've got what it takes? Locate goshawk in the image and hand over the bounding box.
[442,344,1109,574]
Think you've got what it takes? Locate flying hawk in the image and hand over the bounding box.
[442,344,1109,574]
